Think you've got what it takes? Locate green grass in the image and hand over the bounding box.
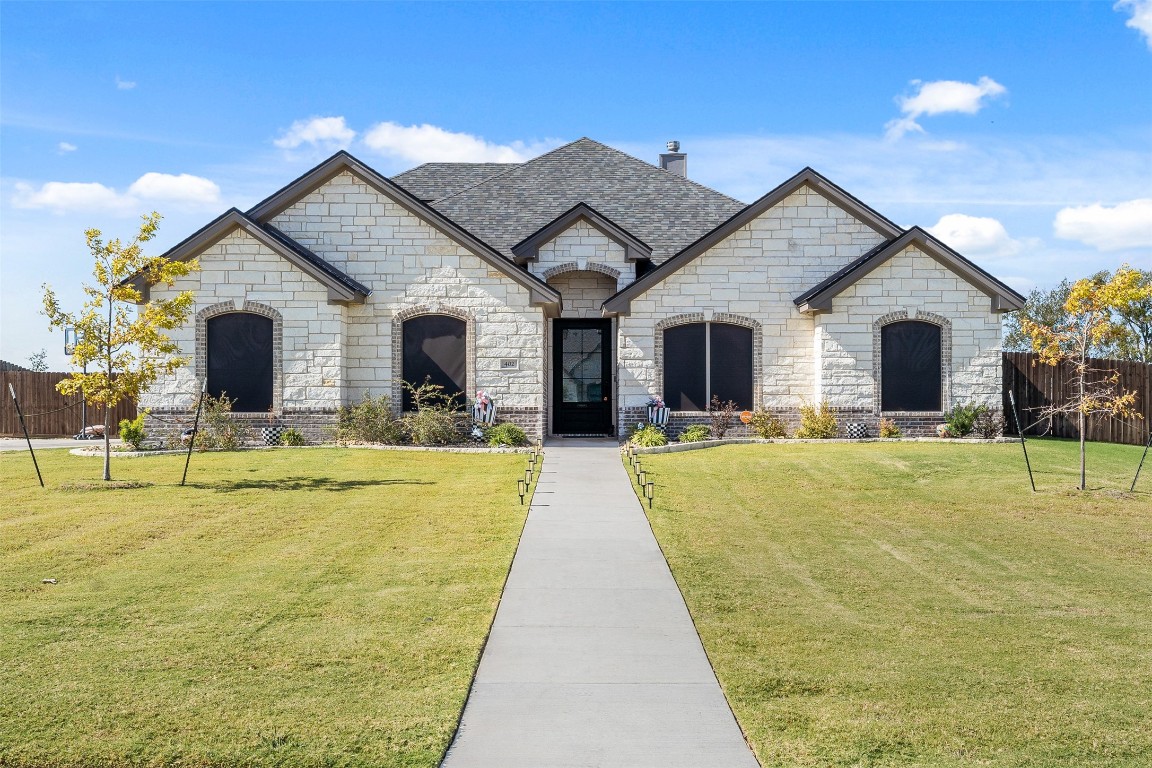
[0,448,532,768]
[635,439,1152,767]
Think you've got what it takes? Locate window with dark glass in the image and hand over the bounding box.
[402,314,466,410]
[207,312,274,412]
[663,322,754,410]
[881,320,942,411]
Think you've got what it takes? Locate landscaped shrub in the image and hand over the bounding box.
[485,422,527,447]
[708,396,738,439]
[279,428,307,446]
[678,424,711,443]
[401,379,464,446]
[974,408,1003,439]
[945,403,987,438]
[629,423,668,447]
[118,412,147,450]
[878,418,902,438]
[187,393,249,450]
[748,408,787,439]
[334,393,404,445]
[795,399,838,439]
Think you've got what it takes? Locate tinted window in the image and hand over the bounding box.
[710,323,754,409]
[207,312,273,412]
[881,321,942,411]
[402,314,466,410]
[664,323,707,411]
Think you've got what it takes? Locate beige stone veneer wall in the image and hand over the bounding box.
[616,186,1004,436]
[143,170,548,440]
[617,186,887,411]
[815,245,1002,412]
[140,229,344,414]
[530,220,632,290]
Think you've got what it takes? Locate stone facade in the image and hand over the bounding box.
[142,150,1018,444]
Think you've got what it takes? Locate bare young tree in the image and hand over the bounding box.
[1021,265,1150,490]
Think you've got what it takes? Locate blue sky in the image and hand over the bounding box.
[2,1,1150,368]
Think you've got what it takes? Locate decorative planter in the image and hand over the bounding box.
[936,424,952,438]
[647,406,669,426]
[846,422,869,439]
[261,426,283,446]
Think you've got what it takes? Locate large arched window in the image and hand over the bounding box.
[881,320,942,411]
[402,314,466,410]
[207,312,274,412]
[663,322,754,411]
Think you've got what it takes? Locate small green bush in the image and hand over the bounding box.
[400,379,464,446]
[748,408,787,439]
[878,418,902,438]
[118,412,147,450]
[678,424,711,443]
[795,399,838,439]
[335,393,404,445]
[945,403,987,438]
[279,428,306,446]
[629,424,668,447]
[486,422,528,447]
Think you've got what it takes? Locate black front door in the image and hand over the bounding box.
[553,320,612,435]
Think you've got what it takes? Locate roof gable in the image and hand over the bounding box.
[511,203,652,264]
[146,208,369,304]
[794,227,1026,313]
[603,167,904,315]
[429,138,745,264]
[243,152,559,312]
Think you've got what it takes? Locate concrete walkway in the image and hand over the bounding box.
[442,439,758,768]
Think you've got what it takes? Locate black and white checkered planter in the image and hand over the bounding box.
[846,422,869,439]
[261,426,284,445]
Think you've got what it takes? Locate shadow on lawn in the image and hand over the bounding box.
[189,476,434,493]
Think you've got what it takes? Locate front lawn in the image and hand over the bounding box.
[635,439,1151,767]
[0,448,530,768]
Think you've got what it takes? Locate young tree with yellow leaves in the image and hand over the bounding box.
[1021,265,1151,490]
[42,212,198,481]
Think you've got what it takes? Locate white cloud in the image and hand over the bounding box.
[115,76,136,90]
[928,213,1025,258]
[127,172,220,204]
[12,181,126,213]
[12,172,220,214]
[1053,199,1152,251]
[1115,0,1152,49]
[273,116,356,151]
[57,142,77,154]
[885,77,1007,140]
[361,122,559,164]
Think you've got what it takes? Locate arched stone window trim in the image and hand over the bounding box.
[391,304,476,409]
[873,310,952,414]
[541,261,622,281]
[195,300,283,413]
[654,313,762,410]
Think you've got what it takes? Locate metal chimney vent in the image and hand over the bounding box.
[666,140,680,153]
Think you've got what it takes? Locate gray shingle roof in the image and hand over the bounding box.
[418,138,746,264]
[391,163,519,202]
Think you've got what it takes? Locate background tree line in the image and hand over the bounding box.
[1004,267,1151,363]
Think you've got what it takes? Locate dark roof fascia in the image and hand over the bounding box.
[245,151,560,310]
[510,202,653,264]
[794,227,1027,314]
[602,167,905,315]
[143,208,369,305]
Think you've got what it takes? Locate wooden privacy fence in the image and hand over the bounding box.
[1,371,136,437]
[1003,352,1150,446]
